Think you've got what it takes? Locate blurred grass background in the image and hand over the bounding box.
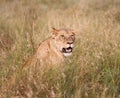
[0,0,120,97]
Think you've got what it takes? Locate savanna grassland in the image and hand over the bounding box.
[0,0,120,98]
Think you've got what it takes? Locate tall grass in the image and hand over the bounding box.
[0,0,120,97]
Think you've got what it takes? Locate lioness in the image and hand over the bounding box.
[0,28,76,97]
[22,27,76,68]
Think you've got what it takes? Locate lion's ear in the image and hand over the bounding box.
[51,27,59,35]
[71,30,77,35]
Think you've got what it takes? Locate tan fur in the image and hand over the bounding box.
[22,28,76,69]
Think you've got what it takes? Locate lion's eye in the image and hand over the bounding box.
[71,35,75,39]
[71,35,74,38]
[60,35,65,38]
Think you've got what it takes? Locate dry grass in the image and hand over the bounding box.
[0,0,120,98]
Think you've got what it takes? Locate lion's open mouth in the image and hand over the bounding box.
[62,47,73,53]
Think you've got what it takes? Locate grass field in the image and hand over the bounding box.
[0,0,120,98]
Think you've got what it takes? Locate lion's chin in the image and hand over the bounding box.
[63,52,72,57]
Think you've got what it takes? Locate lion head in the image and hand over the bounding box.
[51,28,76,57]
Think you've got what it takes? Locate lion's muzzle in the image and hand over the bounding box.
[62,47,73,53]
[62,43,74,56]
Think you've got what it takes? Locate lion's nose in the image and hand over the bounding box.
[67,42,73,44]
